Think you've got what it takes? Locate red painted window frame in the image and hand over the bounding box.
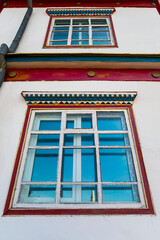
[3,104,154,216]
[43,14,118,48]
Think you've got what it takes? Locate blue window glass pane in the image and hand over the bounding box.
[29,134,60,146]
[71,41,89,45]
[102,185,140,202]
[82,186,97,203]
[97,112,127,131]
[53,27,69,30]
[81,117,92,128]
[82,149,97,182]
[64,134,94,146]
[66,114,92,129]
[33,113,61,130]
[39,120,61,130]
[30,149,58,182]
[91,19,107,25]
[60,185,97,203]
[50,41,68,45]
[99,134,130,146]
[55,19,70,25]
[73,19,89,25]
[19,185,56,203]
[100,149,136,182]
[72,31,89,40]
[92,26,109,30]
[61,149,97,182]
[61,185,72,199]
[92,31,110,40]
[73,27,88,30]
[93,41,111,45]
[61,149,73,182]
[66,120,74,128]
[51,31,68,40]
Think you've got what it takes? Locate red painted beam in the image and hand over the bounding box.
[1,0,155,8]
[5,69,160,82]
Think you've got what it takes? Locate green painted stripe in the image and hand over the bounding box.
[6,55,160,63]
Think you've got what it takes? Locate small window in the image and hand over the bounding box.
[44,17,117,47]
[4,103,153,215]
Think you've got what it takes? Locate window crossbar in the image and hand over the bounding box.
[28,146,131,149]
[31,130,128,134]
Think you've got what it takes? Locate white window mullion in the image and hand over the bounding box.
[89,18,92,45]
[124,110,145,206]
[93,111,102,204]
[55,112,65,204]
[68,19,72,45]
[48,18,55,45]
[107,18,113,45]
[13,111,36,207]
[73,116,82,202]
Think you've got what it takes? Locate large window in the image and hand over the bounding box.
[44,17,116,47]
[4,90,153,215]
[6,106,153,215]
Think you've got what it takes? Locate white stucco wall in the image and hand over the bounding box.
[0,7,160,54]
[0,81,160,240]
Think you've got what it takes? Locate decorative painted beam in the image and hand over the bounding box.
[46,8,116,17]
[6,54,160,70]
[21,91,137,105]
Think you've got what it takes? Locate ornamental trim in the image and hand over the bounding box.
[46,8,116,17]
[21,92,137,105]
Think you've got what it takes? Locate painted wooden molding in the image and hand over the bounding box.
[21,91,137,105]
[46,8,116,16]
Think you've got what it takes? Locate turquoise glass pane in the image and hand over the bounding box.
[82,149,97,182]
[51,31,68,40]
[61,149,73,182]
[82,185,97,203]
[102,185,140,202]
[53,27,69,30]
[50,41,67,45]
[55,19,70,25]
[99,134,129,146]
[33,113,61,130]
[61,185,72,199]
[61,149,97,182]
[100,149,136,182]
[92,31,110,40]
[91,19,107,25]
[81,116,92,128]
[71,41,88,45]
[73,19,89,25]
[66,120,74,128]
[73,27,88,30]
[72,31,88,40]
[19,185,56,203]
[60,185,97,203]
[93,40,111,45]
[39,120,61,130]
[31,149,58,182]
[92,26,109,30]
[29,134,60,146]
[64,134,94,146]
[66,114,92,129]
[97,112,127,130]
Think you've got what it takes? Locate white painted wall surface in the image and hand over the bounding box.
[0,8,160,54]
[0,81,160,240]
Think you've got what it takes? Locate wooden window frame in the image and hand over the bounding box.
[43,15,118,48]
[3,104,154,215]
